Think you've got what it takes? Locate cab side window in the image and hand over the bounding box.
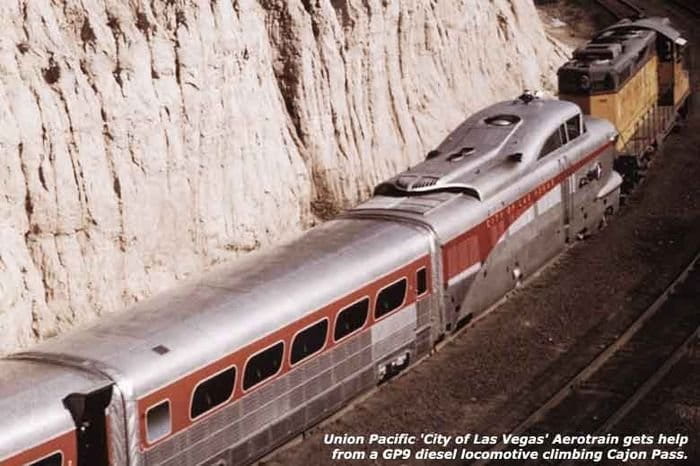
[539,126,565,159]
[566,115,582,141]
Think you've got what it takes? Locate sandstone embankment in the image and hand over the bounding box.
[0,0,567,353]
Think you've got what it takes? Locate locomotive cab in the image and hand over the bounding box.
[558,23,659,156]
[648,18,690,114]
[365,95,620,332]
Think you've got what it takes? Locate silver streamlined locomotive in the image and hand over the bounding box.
[1,94,621,466]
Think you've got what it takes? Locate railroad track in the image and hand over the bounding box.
[669,0,700,18]
[595,0,644,20]
[471,250,700,466]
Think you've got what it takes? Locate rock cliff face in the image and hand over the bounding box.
[0,0,568,353]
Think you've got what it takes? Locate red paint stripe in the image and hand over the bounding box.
[443,141,613,281]
[1,430,76,466]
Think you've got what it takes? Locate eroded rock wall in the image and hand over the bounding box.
[0,0,568,353]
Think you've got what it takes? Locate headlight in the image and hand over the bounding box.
[579,75,591,90]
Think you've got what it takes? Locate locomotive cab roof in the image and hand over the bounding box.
[375,95,585,200]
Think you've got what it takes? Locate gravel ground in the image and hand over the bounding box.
[265,2,700,465]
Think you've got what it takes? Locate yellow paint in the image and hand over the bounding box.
[561,55,659,152]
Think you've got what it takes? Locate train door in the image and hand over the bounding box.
[63,385,113,466]
[559,118,581,243]
[529,123,572,266]
[568,123,612,238]
[560,159,574,243]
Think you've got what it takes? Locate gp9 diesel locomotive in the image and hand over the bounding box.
[0,16,689,466]
[558,17,691,187]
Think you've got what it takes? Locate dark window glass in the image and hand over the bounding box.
[191,367,236,418]
[676,44,685,64]
[30,453,62,466]
[291,320,328,365]
[566,115,582,141]
[147,400,171,442]
[416,268,428,296]
[539,128,564,159]
[375,278,408,319]
[243,342,284,391]
[334,298,369,341]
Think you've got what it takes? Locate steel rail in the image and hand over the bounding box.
[668,0,700,18]
[471,250,700,466]
[595,0,643,20]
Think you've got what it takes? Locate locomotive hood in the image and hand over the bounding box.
[375,94,583,201]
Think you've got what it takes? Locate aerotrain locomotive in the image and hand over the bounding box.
[0,16,689,466]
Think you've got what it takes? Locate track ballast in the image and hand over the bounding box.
[471,251,700,465]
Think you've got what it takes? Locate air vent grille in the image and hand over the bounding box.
[412,176,439,189]
[394,175,438,190]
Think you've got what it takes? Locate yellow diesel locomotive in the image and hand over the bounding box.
[558,17,690,188]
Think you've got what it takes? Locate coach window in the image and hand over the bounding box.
[375,278,408,319]
[243,342,284,391]
[416,268,428,296]
[147,399,172,442]
[566,115,582,141]
[29,452,62,466]
[291,319,328,365]
[334,298,370,341]
[538,127,564,159]
[190,366,236,419]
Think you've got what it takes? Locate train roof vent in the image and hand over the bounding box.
[573,43,622,61]
[485,114,521,126]
[394,175,439,190]
[447,147,475,162]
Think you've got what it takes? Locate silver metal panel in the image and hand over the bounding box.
[416,299,432,330]
[371,305,417,360]
[0,359,109,462]
[416,327,432,358]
